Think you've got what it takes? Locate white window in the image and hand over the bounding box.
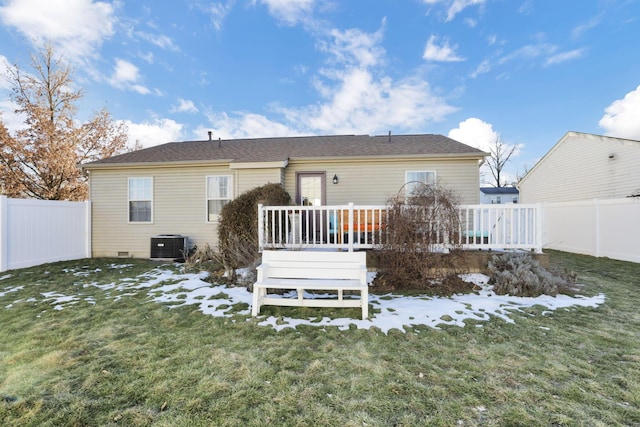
[207,175,232,221]
[128,177,153,223]
[405,171,436,196]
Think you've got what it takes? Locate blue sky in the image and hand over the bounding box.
[1,0,639,184]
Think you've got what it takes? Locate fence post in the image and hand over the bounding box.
[257,204,264,252]
[534,203,543,253]
[85,201,92,259]
[0,196,7,272]
[348,202,354,252]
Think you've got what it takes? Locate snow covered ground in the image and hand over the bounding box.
[2,266,605,334]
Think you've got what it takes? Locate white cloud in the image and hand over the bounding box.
[109,59,151,94]
[421,0,485,22]
[449,118,523,185]
[138,51,154,64]
[448,117,498,152]
[517,0,533,15]
[203,112,302,139]
[446,0,484,21]
[110,59,140,84]
[255,0,315,25]
[207,1,235,32]
[544,48,587,66]
[471,59,491,78]
[572,14,603,39]
[135,31,180,52]
[123,118,184,148]
[278,24,456,135]
[497,42,586,68]
[0,0,116,61]
[198,15,456,139]
[171,99,199,114]
[131,85,152,95]
[321,25,386,68]
[481,41,584,74]
[281,68,455,135]
[0,99,25,134]
[0,55,27,132]
[599,85,640,140]
[197,20,457,138]
[498,43,557,65]
[423,35,465,62]
[0,55,12,90]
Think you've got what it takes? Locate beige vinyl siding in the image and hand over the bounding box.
[88,157,481,258]
[519,133,640,203]
[284,158,481,205]
[90,165,232,258]
[235,168,283,195]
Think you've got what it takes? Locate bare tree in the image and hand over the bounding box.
[0,45,128,200]
[516,163,532,183]
[486,137,517,188]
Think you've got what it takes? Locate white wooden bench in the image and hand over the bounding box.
[251,250,369,319]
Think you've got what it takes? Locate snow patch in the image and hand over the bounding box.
[1,268,606,334]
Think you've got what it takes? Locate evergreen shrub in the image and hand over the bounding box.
[217,183,291,282]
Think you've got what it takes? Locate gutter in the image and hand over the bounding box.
[80,158,235,171]
[80,151,489,170]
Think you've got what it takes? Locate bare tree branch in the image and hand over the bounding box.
[485,137,517,187]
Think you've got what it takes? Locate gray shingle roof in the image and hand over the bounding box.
[82,133,487,168]
[480,187,519,195]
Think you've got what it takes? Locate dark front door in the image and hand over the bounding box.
[296,172,326,243]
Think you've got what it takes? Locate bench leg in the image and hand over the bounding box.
[361,288,369,320]
[251,286,261,317]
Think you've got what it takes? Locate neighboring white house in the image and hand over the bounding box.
[479,187,519,204]
[518,131,640,203]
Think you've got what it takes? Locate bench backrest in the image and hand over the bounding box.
[261,250,366,280]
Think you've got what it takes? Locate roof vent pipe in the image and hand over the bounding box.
[218,137,221,148]
[388,130,391,142]
[208,131,212,141]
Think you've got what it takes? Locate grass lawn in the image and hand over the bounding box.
[0,250,639,426]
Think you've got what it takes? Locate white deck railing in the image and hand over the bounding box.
[258,203,542,253]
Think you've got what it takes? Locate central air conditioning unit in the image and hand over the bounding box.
[150,235,188,260]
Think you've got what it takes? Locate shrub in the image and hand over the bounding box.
[384,181,462,253]
[183,243,225,281]
[373,182,473,294]
[487,252,570,297]
[217,183,291,282]
[372,250,476,295]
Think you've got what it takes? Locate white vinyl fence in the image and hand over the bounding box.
[542,197,640,263]
[0,196,91,272]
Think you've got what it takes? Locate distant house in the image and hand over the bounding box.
[518,131,640,203]
[479,187,519,204]
[81,134,487,258]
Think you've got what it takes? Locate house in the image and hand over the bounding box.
[518,132,640,203]
[479,187,519,204]
[81,133,487,258]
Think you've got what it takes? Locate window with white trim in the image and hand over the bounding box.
[405,171,436,196]
[207,175,232,221]
[128,177,153,223]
